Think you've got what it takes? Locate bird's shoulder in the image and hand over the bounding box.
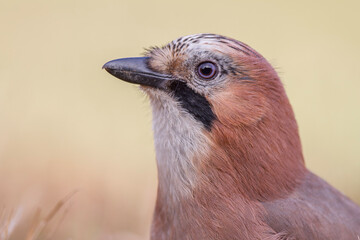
[262,171,360,240]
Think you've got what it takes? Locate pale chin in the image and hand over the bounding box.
[139,85,170,102]
[139,85,157,95]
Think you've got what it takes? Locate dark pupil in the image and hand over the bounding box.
[201,65,212,76]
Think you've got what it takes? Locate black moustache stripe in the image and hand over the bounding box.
[169,81,216,131]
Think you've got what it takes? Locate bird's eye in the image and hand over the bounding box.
[197,62,218,80]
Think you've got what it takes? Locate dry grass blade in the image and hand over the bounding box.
[44,190,77,223]
[25,190,78,240]
[0,207,22,240]
[3,208,14,239]
[44,200,73,240]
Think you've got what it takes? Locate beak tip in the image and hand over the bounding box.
[102,61,111,70]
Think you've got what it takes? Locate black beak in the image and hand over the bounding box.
[103,57,173,89]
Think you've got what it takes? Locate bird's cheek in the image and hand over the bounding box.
[210,84,269,127]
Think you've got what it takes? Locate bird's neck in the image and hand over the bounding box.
[146,86,306,238]
[206,109,306,201]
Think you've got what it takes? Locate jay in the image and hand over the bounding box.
[103,34,360,240]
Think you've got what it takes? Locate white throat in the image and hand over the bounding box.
[144,88,209,202]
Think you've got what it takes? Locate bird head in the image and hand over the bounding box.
[104,34,306,201]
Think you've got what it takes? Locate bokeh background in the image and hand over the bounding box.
[1,0,359,239]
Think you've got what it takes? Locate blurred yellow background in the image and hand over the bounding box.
[1,0,359,239]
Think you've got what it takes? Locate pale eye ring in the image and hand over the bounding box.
[197,62,218,80]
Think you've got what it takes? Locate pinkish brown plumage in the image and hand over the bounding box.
[104,34,360,240]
